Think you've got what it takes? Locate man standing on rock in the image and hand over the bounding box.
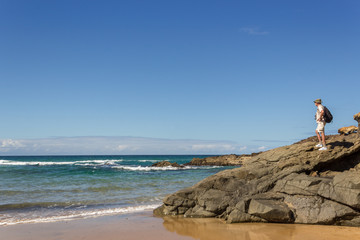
[314,99,327,150]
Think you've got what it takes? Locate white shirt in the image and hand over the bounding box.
[316,104,325,123]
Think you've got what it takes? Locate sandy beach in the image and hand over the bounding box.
[1,211,360,240]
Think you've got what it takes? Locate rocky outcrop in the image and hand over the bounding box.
[151,154,260,168]
[355,113,360,136]
[338,126,358,135]
[154,132,360,226]
[185,153,260,166]
[151,161,182,168]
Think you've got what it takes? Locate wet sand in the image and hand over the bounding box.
[1,211,360,240]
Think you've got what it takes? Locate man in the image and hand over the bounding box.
[314,99,327,150]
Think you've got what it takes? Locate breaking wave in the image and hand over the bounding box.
[112,165,220,171]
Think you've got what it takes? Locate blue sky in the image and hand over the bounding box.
[0,0,359,155]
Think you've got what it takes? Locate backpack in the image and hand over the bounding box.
[323,106,333,123]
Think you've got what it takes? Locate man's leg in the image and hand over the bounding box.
[321,131,326,147]
[316,130,322,144]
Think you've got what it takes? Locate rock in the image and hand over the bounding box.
[355,112,360,135]
[318,170,341,178]
[247,199,294,223]
[154,128,360,226]
[153,205,166,217]
[354,112,360,121]
[317,171,360,209]
[284,195,356,224]
[184,205,217,218]
[338,126,358,135]
[185,153,260,166]
[273,173,325,196]
[197,189,231,213]
[151,161,182,168]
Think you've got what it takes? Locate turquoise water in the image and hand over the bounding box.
[0,155,234,225]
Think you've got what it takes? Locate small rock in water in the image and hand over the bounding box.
[151,161,182,168]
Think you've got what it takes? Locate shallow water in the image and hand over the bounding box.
[0,155,232,225]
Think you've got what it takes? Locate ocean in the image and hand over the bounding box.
[0,155,234,226]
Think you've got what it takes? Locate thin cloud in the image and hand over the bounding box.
[0,136,252,155]
[239,146,247,151]
[0,139,25,148]
[240,27,269,35]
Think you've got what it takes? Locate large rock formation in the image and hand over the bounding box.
[355,113,360,136]
[185,153,260,166]
[338,126,358,135]
[154,133,360,226]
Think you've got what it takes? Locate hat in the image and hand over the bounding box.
[314,99,322,104]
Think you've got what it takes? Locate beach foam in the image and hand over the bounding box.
[138,159,163,163]
[0,204,160,226]
[112,165,221,171]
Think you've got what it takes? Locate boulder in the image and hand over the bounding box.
[338,126,358,135]
[247,199,293,223]
[151,161,182,168]
[154,129,360,226]
[283,195,356,224]
[185,153,260,166]
[355,112,360,135]
[355,112,360,121]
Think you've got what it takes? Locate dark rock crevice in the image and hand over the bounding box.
[313,148,360,173]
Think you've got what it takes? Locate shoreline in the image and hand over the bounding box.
[0,204,161,226]
[1,210,360,240]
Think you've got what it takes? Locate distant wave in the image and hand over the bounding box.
[112,165,221,171]
[0,204,160,226]
[138,159,163,163]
